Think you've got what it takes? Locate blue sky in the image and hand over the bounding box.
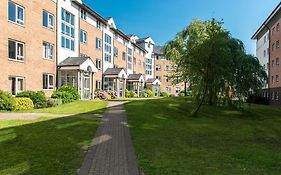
[83,0,280,55]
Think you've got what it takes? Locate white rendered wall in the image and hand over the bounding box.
[103,26,114,72]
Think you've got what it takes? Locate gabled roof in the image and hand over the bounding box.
[252,2,281,39]
[104,68,124,75]
[59,57,89,66]
[153,45,163,55]
[106,17,117,29]
[146,78,161,85]
[127,74,143,81]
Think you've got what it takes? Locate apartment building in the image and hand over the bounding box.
[153,46,185,96]
[0,0,57,96]
[0,0,181,99]
[252,2,281,105]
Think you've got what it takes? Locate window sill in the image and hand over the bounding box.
[43,26,55,32]
[42,57,55,62]
[8,20,25,28]
[8,58,25,63]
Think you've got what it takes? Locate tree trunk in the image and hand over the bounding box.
[184,81,187,96]
[191,83,208,117]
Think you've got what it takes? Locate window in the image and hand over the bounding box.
[61,8,75,51]
[9,76,24,95]
[276,75,279,83]
[277,23,280,32]
[272,92,275,100]
[43,42,54,60]
[176,87,181,94]
[96,38,101,49]
[264,50,266,57]
[133,57,136,65]
[114,47,118,57]
[166,65,171,71]
[96,80,102,89]
[8,39,24,61]
[43,10,54,30]
[128,48,133,70]
[8,1,24,25]
[97,21,101,29]
[156,76,161,81]
[122,52,126,61]
[166,77,171,83]
[166,87,171,94]
[276,92,279,101]
[146,58,153,75]
[277,40,280,49]
[104,34,112,62]
[156,65,161,71]
[80,30,87,43]
[277,58,280,66]
[272,60,275,67]
[43,74,54,89]
[264,36,266,43]
[80,9,86,20]
[96,59,101,70]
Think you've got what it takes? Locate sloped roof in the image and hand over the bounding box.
[136,37,150,43]
[104,68,124,75]
[153,45,163,55]
[58,57,89,66]
[146,78,157,83]
[127,74,143,80]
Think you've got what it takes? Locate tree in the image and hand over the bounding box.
[164,19,267,116]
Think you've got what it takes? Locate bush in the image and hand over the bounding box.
[15,98,34,110]
[108,91,117,99]
[160,92,169,97]
[95,91,110,100]
[16,91,47,108]
[142,89,153,98]
[51,85,79,104]
[0,90,15,111]
[125,89,131,98]
[46,98,63,108]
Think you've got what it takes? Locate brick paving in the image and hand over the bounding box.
[78,101,140,175]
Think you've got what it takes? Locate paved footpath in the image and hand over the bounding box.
[78,101,140,175]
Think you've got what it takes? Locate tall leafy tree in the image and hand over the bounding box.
[164,19,267,116]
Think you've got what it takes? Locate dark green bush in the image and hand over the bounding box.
[51,85,79,104]
[16,91,47,108]
[15,98,34,110]
[160,92,169,97]
[46,98,63,107]
[0,90,15,111]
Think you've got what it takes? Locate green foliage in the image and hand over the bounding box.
[142,89,153,98]
[164,18,267,116]
[16,91,47,109]
[15,98,34,110]
[160,91,169,97]
[125,89,139,98]
[52,85,79,104]
[0,90,15,111]
[46,98,63,108]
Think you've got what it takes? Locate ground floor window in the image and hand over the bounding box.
[104,77,115,91]
[166,87,171,94]
[9,76,25,95]
[59,70,78,88]
[96,80,102,89]
[176,87,181,94]
[43,74,54,90]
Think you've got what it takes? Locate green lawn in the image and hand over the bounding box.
[125,97,281,175]
[0,116,100,175]
[22,100,107,114]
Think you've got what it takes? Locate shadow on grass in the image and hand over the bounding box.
[0,107,107,175]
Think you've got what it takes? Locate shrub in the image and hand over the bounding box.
[142,89,153,98]
[95,91,110,100]
[15,98,34,110]
[16,91,47,108]
[125,89,131,98]
[0,90,15,111]
[46,98,63,108]
[160,92,169,97]
[108,91,117,99]
[95,88,102,92]
[51,85,79,104]
[130,91,137,98]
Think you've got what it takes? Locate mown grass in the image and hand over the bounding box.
[21,100,108,114]
[125,97,281,175]
[0,116,100,175]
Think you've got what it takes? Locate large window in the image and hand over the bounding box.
[8,39,24,61]
[8,1,24,25]
[80,30,87,43]
[146,58,152,75]
[9,76,25,95]
[61,8,75,51]
[80,9,86,20]
[43,42,54,60]
[43,74,54,89]
[104,34,112,62]
[59,70,78,87]
[128,48,133,69]
[43,10,54,30]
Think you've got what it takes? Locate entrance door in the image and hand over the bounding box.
[83,73,91,99]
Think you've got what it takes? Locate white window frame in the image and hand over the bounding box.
[128,48,133,70]
[96,80,102,89]
[43,74,54,90]
[8,39,24,62]
[80,30,87,44]
[97,21,101,29]
[43,42,54,60]
[8,1,25,26]
[96,38,101,49]
[61,8,75,51]
[9,76,25,95]
[96,59,101,70]
[80,9,87,20]
[104,34,112,63]
[43,10,54,30]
